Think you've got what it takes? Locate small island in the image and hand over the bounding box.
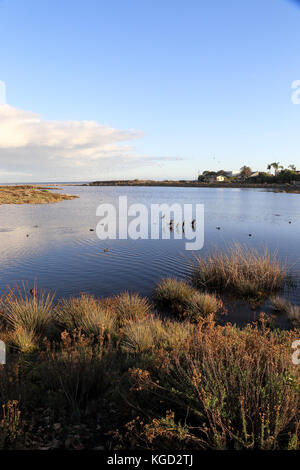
[0,185,78,205]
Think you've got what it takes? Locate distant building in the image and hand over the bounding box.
[216,175,225,182]
[204,175,226,183]
[249,172,259,178]
[224,170,240,178]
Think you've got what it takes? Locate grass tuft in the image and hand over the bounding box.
[0,286,54,337]
[112,292,151,326]
[153,278,196,316]
[183,291,221,322]
[190,243,287,299]
[55,294,116,337]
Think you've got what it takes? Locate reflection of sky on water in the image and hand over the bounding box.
[0,186,299,305]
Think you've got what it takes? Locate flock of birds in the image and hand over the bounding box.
[166,217,293,238]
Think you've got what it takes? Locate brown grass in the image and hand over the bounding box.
[153,278,221,320]
[111,292,151,326]
[55,294,116,337]
[153,278,196,316]
[126,318,300,450]
[190,243,287,299]
[0,185,78,204]
[0,286,54,337]
[0,284,300,450]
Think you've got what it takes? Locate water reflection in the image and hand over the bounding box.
[0,186,299,306]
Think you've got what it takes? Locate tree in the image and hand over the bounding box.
[267,162,281,176]
[240,165,252,179]
[289,164,296,172]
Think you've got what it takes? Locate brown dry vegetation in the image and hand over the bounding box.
[0,185,78,204]
[0,280,300,450]
[190,243,287,301]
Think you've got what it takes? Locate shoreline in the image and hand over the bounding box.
[86,180,300,193]
[0,185,79,204]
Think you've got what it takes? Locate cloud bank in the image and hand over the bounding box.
[0,104,145,181]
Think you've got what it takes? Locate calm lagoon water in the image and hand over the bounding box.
[0,185,299,322]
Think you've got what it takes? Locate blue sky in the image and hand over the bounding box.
[0,0,300,181]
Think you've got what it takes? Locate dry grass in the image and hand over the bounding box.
[183,291,221,322]
[270,296,290,313]
[1,284,300,450]
[153,278,196,316]
[153,278,221,321]
[55,294,116,337]
[121,315,194,353]
[8,326,37,353]
[287,305,300,322]
[0,286,54,337]
[0,185,78,205]
[111,292,151,326]
[190,243,287,299]
[127,318,300,450]
[270,297,300,322]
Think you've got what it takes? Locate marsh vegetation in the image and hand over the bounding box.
[0,185,78,204]
[0,245,299,450]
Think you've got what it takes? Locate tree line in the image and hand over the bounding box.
[198,163,299,184]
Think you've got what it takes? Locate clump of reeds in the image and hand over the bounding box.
[9,326,37,353]
[121,315,194,353]
[190,243,287,299]
[153,278,221,320]
[55,293,116,337]
[183,291,221,322]
[112,292,151,326]
[270,296,300,322]
[153,278,196,315]
[0,286,54,337]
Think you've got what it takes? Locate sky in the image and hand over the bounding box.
[0,0,300,182]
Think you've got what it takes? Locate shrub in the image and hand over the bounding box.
[40,330,120,417]
[127,319,300,450]
[0,401,24,449]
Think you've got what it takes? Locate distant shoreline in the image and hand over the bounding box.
[0,185,78,204]
[86,180,300,193]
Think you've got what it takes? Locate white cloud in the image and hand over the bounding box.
[0,169,32,177]
[0,104,144,180]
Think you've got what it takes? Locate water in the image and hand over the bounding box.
[0,185,299,313]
